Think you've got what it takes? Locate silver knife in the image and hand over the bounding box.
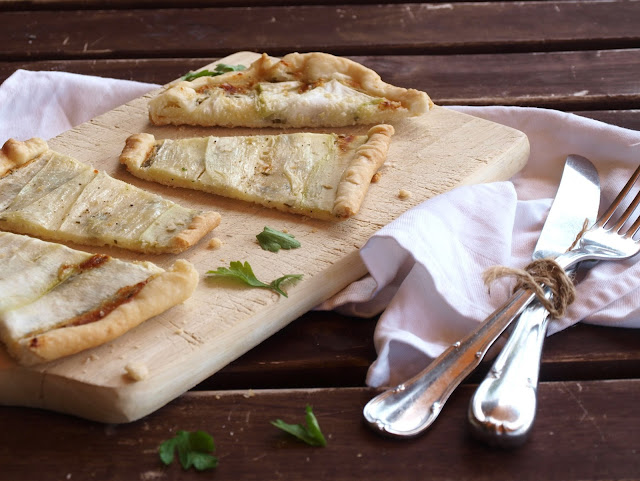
[363,155,599,438]
[468,154,600,447]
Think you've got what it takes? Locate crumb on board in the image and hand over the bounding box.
[208,237,223,249]
[398,189,412,200]
[84,353,100,364]
[243,389,255,398]
[371,172,382,183]
[125,362,149,381]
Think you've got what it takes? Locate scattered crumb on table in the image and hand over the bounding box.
[398,189,412,200]
[208,237,223,249]
[125,362,149,381]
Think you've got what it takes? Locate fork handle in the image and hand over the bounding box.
[467,294,550,447]
[363,286,537,438]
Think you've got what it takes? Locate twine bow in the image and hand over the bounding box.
[483,259,575,318]
[483,219,589,319]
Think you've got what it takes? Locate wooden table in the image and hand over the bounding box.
[1,1,640,479]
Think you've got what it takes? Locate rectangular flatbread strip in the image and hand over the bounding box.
[0,138,221,254]
[120,124,394,220]
[0,231,198,366]
[149,52,432,128]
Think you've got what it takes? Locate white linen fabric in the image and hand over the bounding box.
[0,69,158,143]
[320,106,640,386]
[2,70,639,388]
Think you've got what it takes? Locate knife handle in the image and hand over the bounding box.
[467,293,550,447]
[363,286,537,438]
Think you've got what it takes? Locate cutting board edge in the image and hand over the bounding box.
[0,251,369,423]
[0,51,534,423]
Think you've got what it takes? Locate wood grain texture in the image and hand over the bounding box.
[1,380,639,481]
[0,51,529,422]
[3,49,640,112]
[0,1,638,479]
[1,1,639,59]
[200,314,640,390]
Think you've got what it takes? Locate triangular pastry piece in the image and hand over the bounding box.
[0,138,221,254]
[120,124,394,220]
[0,231,198,365]
[149,52,432,128]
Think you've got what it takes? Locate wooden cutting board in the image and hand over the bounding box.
[0,51,529,423]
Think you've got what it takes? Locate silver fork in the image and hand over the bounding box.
[364,164,640,438]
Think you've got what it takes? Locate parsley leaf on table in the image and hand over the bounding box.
[206,260,302,297]
[181,63,246,81]
[271,405,327,447]
[158,430,218,471]
[256,226,302,252]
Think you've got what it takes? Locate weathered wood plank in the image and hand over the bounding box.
[3,49,639,113]
[1,380,639,480]
[0,0,469,9]
[1,2,639,59]
[202,312,640,389]
[575,110,640,132]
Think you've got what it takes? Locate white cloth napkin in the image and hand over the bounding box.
[0,70,158,143]
[2,70,639,388]
[320,106,640,386]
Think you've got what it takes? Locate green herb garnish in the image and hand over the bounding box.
[181,63,246,81]
[158,430,218,471]
[256,226,301,252]
[271,405,327,447]
[206,261,302,297]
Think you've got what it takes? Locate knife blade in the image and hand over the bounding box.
[362,155,599,439]
[468,154,600,447]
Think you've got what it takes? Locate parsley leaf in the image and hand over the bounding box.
[159,430,218,471]
[256,226,301,252]
[206,261,302,297]
[271,405,327,447]
[181,63,246,81]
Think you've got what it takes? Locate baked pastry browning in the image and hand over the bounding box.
[148,52,432,128]
[120,124,394,220]
[0,231,198,366]
[0,138,221,254]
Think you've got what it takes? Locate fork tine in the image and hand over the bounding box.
[597,164,640,229]
[624,191,640,238]
[613,182,640,233]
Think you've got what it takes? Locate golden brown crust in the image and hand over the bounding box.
[0,137,48,176]
[149,52,432,128]
[119,133,156,169]
[11,259,199,366]
[333,124,395,218]
[168,212,222,254]
[271,53,432,115]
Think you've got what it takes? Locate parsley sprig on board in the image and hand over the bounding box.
[271,405,327,447]
[256,226,301,252]
[158,430,218,471]
[206,261,302,297]
[181,63,246,81]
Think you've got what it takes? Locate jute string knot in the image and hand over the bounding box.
[482,259,575,318]
[482,219,589,319]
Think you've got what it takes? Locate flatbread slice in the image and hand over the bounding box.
[149,52,432,128]
[0,138,221,254]
[0,231,198,365]
[120,124,394,220]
